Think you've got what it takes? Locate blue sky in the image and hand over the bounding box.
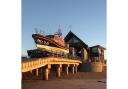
[22,0,106,56]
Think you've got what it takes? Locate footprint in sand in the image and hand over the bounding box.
[97,80,106,83]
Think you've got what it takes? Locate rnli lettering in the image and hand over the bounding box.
[37,39,49,45]
[43,41,49,45]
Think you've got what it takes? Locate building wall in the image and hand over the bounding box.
[78,62,104,72]
[81,48,88,62]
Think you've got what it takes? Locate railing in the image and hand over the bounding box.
[22,58,48,72]
[22,57,82,73]
[48,53,82,60]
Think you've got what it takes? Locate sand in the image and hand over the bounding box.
[22,72,106,89]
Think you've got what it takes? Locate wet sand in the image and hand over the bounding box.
[22,72,106,89]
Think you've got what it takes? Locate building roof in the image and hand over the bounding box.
[90,45,106,50]
[64,31,89,49]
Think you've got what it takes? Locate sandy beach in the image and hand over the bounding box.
[22,72,106,89]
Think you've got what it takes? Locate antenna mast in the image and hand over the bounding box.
[54,25,62,37]
[34,28,45,35]
[68,25,72,31]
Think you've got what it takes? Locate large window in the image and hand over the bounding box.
[68,36,80,44]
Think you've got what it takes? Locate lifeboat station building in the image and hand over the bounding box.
[64,31,106,62]
[27,31,106,63]
[27,31,106,64]
[64,31,89,63]
[22,31,106,80]
[64,31,106,72]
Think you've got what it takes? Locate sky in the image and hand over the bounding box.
[22,0,106,56]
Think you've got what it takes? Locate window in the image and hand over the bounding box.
[68,36,80,44]
[92,47,98,53]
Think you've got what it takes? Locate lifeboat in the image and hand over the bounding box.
[32,33,69,55]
